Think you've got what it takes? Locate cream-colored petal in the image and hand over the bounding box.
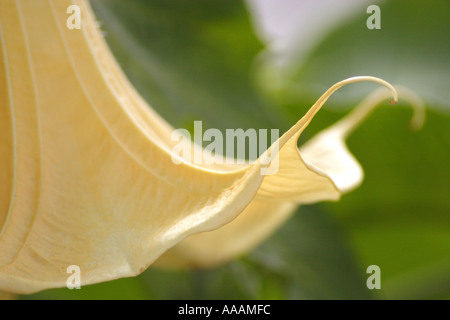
[0,290,15,300]
[0,0,401,294]
[155,200,297,269]
[0,0,262,294]
[301,86,425,193]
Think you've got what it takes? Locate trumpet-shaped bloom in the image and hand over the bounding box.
[0,0,423,294]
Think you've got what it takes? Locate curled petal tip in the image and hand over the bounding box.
[394,86,426,131]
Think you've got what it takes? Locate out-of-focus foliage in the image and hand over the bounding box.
[25,0,449,299]
[260,0,450,300]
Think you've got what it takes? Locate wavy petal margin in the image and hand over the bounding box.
[156,86,424,268]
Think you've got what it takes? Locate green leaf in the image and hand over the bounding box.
[324,109,450,299]
[89,0,287,132]
[247,206,372,300]
[260,0,450,114]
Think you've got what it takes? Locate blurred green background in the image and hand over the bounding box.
[25,0,450,300]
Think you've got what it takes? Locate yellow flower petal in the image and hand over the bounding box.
[0,0,420,294]
[0,290,16,300]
